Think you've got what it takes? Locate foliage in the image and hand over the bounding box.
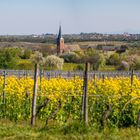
[117,61,130,70]
[63,63,84,71]
[0,75,140,128]
[116,45,128,54]
[107,53,121,65]
[74,64,84,71]
[16,60,34,70]
[130,56,140,70]
[40,45,56,57]
[133,61,140,70]
[0,48,20,69]
[31,51,45,65]
[45,55,64,70]
[85,50,106,70]
[21,49,32,59]
[60,52,80,63]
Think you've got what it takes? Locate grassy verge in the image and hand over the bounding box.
[0,119,140,140]
[63,63,84,71]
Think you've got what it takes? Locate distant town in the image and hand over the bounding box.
[0,32,140,43]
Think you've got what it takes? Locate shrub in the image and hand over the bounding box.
[31,51,45,65]
[107,53,121,65]
[60,52,80,63]
[116,45,128,54]
[84,51,106,70]
[74,64,84,71]
[0,48,20,69]
[21,49,32,59]
[45,55,64,70]
[117,61,129,70]
[40,45,56,57]
[131,58,140,70]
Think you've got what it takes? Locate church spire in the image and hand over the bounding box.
[57,25,65,55]
[58,25,62,39]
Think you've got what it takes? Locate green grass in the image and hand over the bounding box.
[98,65,116,71]
[1,119,140,140]
[63,63,84,71]
[15,59,34,70]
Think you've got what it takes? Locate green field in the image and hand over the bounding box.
[0,120,140,140]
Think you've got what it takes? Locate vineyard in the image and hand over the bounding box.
[0,69,140,128]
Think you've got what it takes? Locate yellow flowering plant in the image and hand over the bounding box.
[0,75,139,127]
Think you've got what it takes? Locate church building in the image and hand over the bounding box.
[56,26,65,55]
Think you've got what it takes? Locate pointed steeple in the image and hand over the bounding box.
[58,25,62,39]
[57,25,61,49]
[56,25,65,55]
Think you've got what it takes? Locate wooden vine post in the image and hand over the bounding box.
[31,63,39,126]
[40,69,43,97]
[31,51,44,126]
[3,70,7,117]
[83,62,89,125]
[130,70,134,88]
[3,71,6,104]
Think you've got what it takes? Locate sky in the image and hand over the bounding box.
[0,0,140,35]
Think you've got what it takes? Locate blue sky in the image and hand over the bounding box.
[0,0,140,35]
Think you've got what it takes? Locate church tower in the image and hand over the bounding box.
[57,25,65,55]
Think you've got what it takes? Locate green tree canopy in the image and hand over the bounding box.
[0,48,20,69]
